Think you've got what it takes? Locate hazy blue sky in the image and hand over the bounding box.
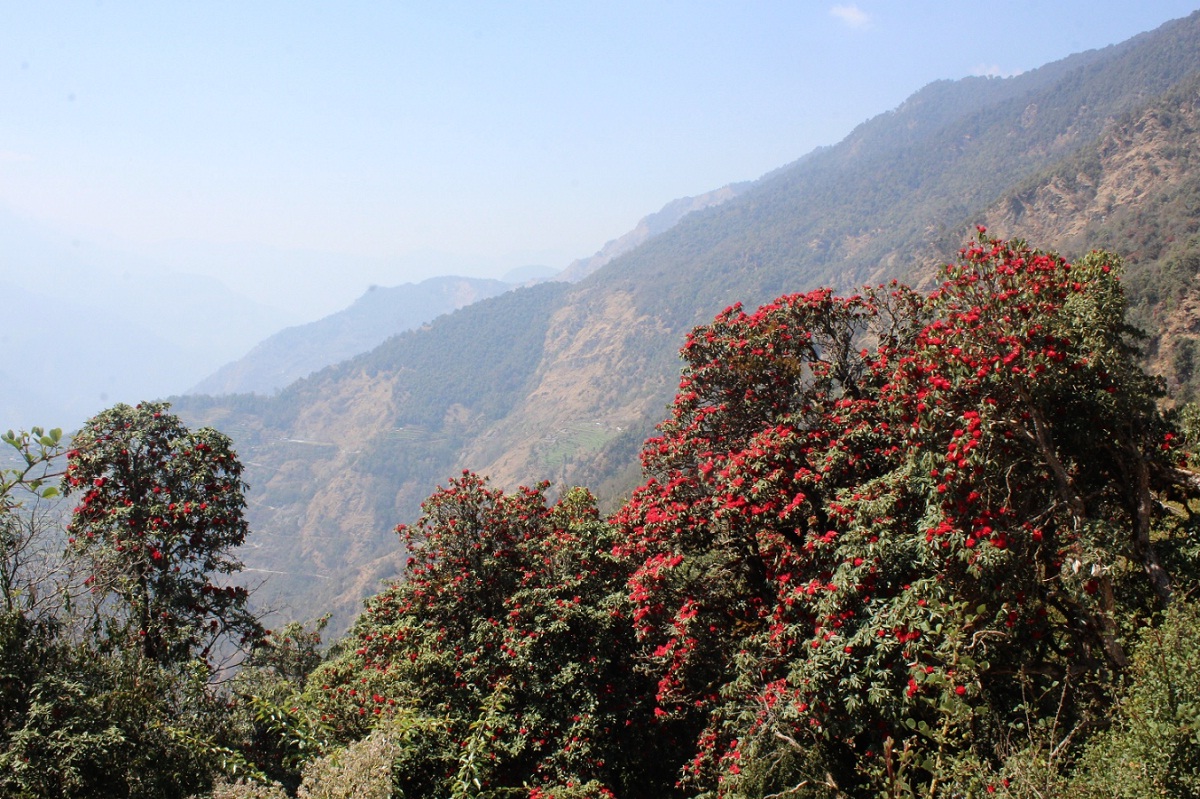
[3,2,1199,319]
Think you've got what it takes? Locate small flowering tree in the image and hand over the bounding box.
[614,233,1200,797]
[64,401,263,666]
[310,473,685,799]
[0,409,262,798]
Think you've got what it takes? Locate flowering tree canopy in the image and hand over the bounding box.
[310,473,684,799]
[613,233,1200,797]
[64,401,262,665]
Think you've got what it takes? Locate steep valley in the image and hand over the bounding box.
[173,11,1200,635]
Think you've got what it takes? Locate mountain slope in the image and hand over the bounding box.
[462,10,1200,490]
[977,72,1200,401]
[191,180,754,399]
[179,281,569,630]
[190,276,513,396]
[557,183,751,282]
[173,10,1200,631]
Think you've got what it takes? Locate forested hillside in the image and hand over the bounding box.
[170,10,1200,634]
[177,282,571,629]
[8,11,1200,796]
[976,72,1200,401]
[8,232,1200,797]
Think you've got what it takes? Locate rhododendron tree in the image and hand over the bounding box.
[309,473,685,799]
[64,401,263,665]
[0,413,262,798]
[613,233,1200,797]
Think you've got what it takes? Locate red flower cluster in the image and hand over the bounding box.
[613,233,1188,795]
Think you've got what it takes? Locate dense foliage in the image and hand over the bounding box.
[1071,598,1200,797]
[64,401,263,665]
[611,232,1200,796]
[0,405,264,798]
[221,233,1199,799]
[309,474,682,798]
[6,234,1200,797]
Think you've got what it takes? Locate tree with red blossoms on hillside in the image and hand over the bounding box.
[613,232,1200,797]
[64,401,263,666]
[310,473,685,799]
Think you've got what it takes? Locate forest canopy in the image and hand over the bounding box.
[291,233,1200,798]
[3,233,1200,798]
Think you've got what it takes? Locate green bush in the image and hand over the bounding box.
[1070,599,1200,798]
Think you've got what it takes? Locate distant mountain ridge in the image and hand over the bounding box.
[191,184,751,396]
[190,275,513,396]
[557,183,751,282]
[171,10,1200,633]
